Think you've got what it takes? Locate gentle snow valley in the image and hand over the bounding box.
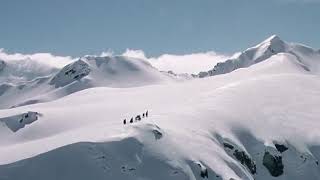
[0,35,320,180]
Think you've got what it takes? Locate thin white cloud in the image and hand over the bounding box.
[122,49,230,74]
[100,49,114,57]
[0,49,76,82]
[122,49,146,60]
[0,48,230,76]
[0,49,74,68]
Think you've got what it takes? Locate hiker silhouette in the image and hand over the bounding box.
[123,111,150,125]
[135,115,141,121]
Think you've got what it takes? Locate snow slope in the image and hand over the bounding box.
[0,36,320,180]
[0,55,178,109]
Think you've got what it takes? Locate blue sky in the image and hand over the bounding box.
[0,0,319,57]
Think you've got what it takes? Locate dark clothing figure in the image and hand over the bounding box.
[130,118,133,123]
[123,119,126,125]
[146,110,148,117]
[142,113,145,118]
[135,115,141,121]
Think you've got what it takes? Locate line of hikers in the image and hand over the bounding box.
[123,110,148,125]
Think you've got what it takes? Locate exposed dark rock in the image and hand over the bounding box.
[223,142,234,150]
[167,70,176,75]
[200,168,208,178]
[152,129,163,140]
[128,167,136,171]
[220,138,256,175]
[172,171,179,175]
[198,71,209,78]
[300,155,307,163]
[233,150,256,174]
[274,143,288,153]
[196,163,208,178]
[263,151,284,177]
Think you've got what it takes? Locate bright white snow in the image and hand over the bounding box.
[0,36,320,180]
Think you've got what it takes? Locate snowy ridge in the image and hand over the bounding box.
[82,55,174,87]
[0,55,178,109]
[198,35,320,77]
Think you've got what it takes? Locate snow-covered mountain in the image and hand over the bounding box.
[1,35,320,180]
[0,55,178,109]
[198,35,320,77]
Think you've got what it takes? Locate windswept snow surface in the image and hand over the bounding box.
[1,36,320,180]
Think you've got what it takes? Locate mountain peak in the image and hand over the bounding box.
[264,34,281,43]
[257,35,286,49]
[49,59,91,88]
[198,35,288,77]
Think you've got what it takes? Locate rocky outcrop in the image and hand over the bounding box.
[0,111,40,132]
[233,149,256,174]
[222,141,256,175]
[263,151,284,177]
[49,59,90,87]
[192,162,209,179]
[152,129,163,140]
[274,143,288,153]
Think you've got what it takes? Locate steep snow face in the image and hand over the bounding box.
[288,43,320,74]
[198,35,320,77]
[49,59,91,88]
